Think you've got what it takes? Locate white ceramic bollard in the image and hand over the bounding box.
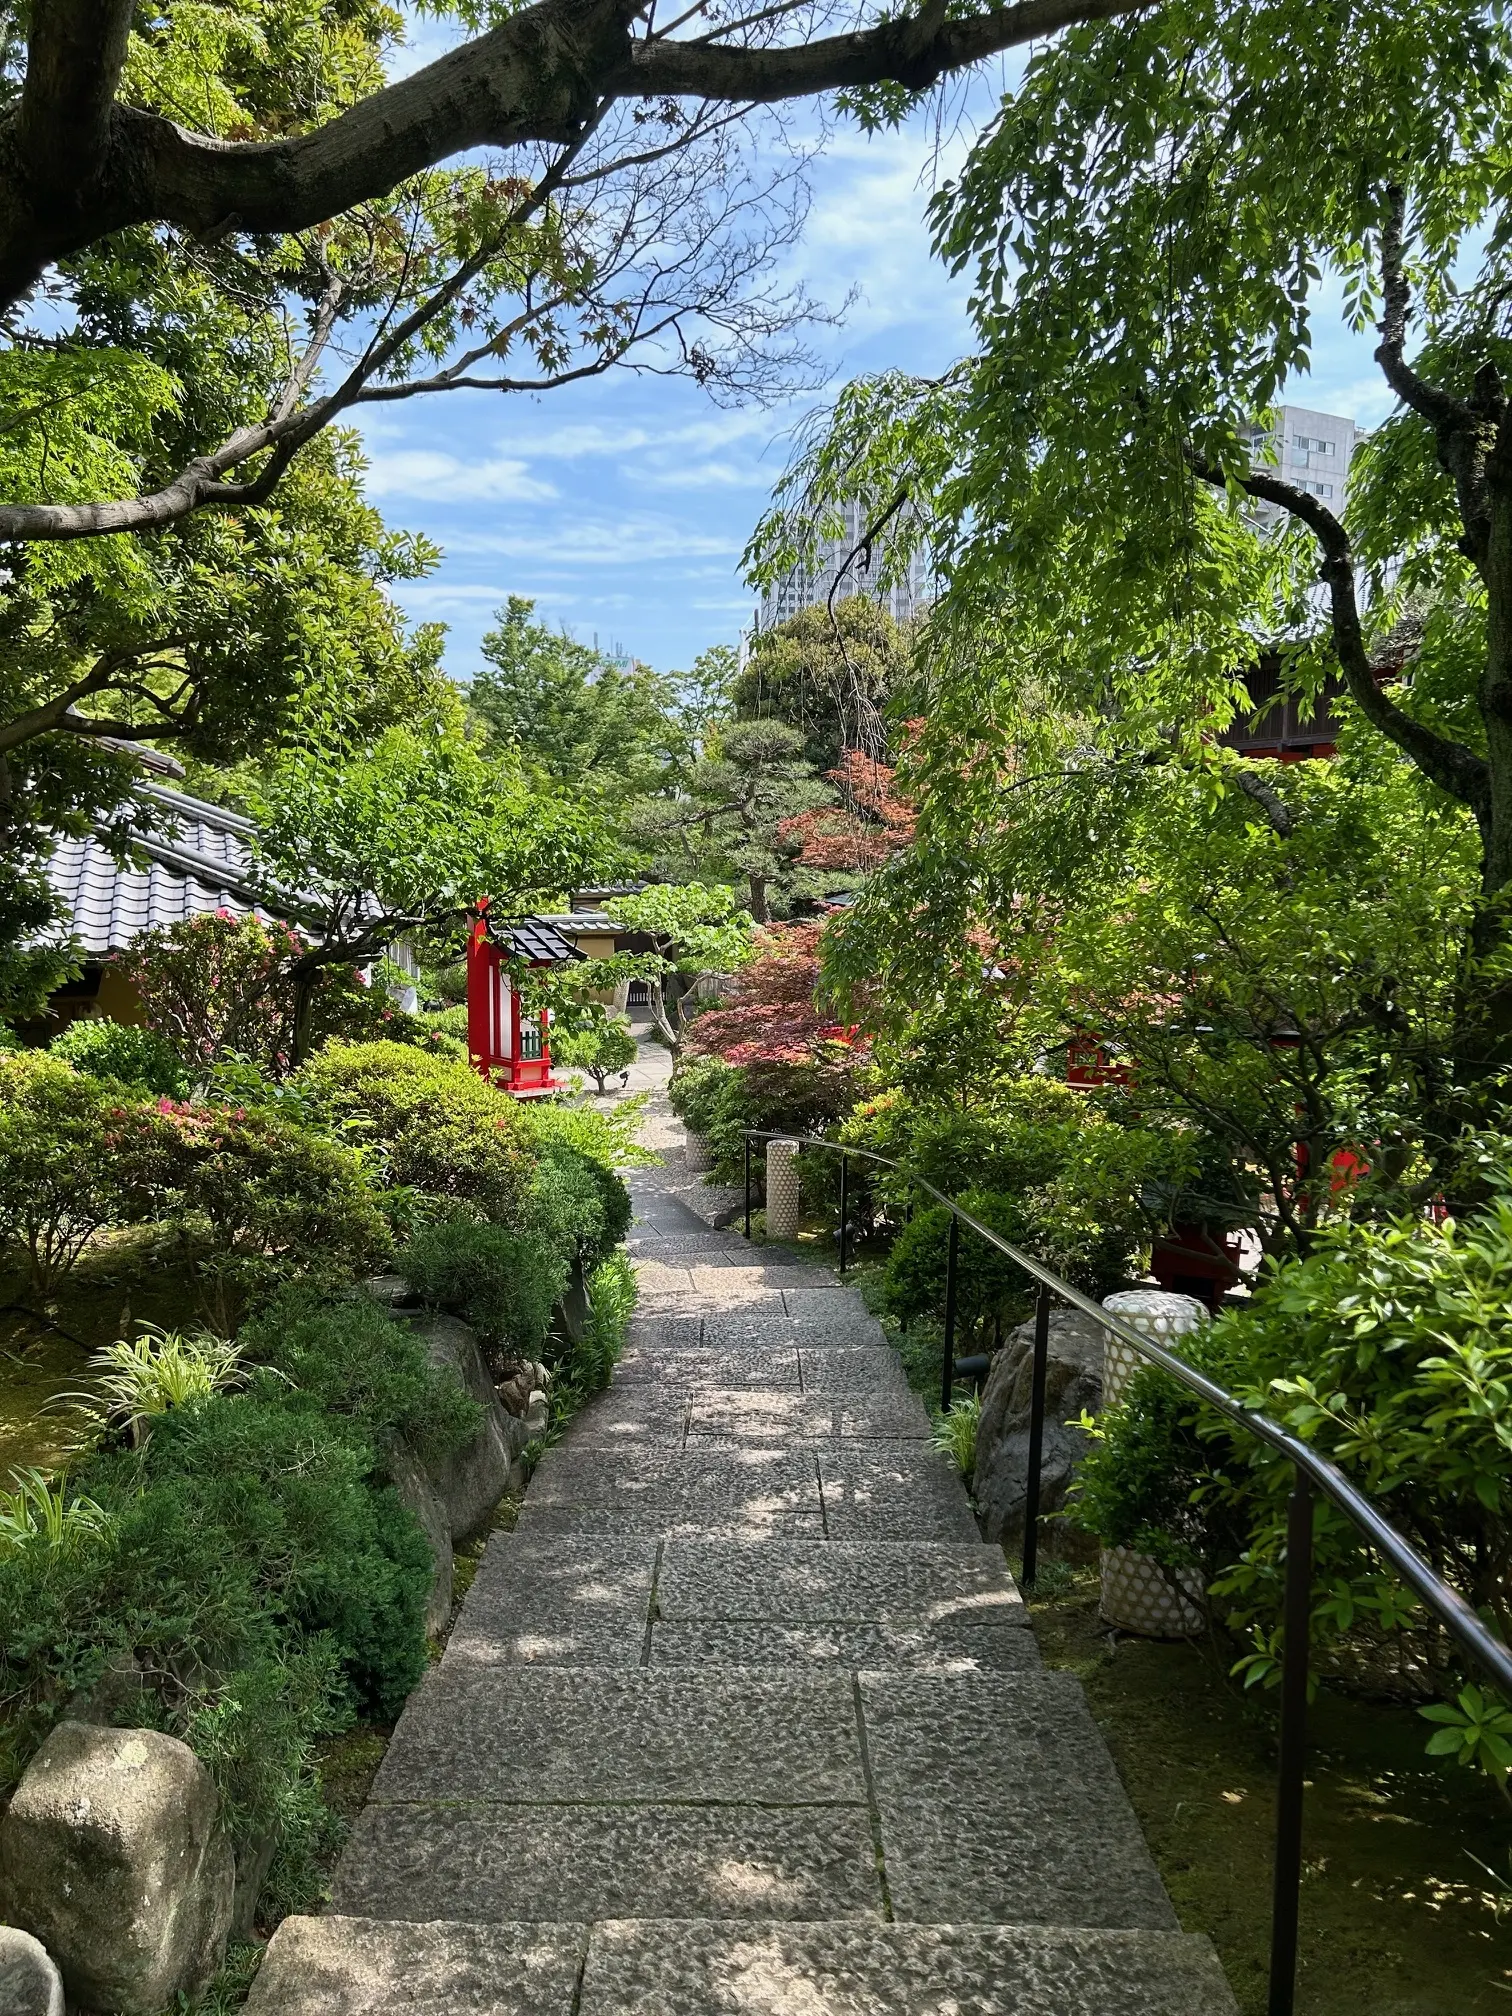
[1098,1289,1210,1637]
[765,1138,802,1241]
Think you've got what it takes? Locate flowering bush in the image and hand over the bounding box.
[119,912,303,1072]
[119,913,432,1077]
[135,1099,392,1330]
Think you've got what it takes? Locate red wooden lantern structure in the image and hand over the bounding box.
[466,902,585,1098]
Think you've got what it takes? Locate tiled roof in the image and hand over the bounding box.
[39,785,285,958]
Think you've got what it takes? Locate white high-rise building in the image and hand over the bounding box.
[755,496,933,633]
[1246,403,1360,524]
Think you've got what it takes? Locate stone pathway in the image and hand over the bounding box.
[248,1081,1237,2014]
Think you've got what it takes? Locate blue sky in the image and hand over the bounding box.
[361,27,1395,684]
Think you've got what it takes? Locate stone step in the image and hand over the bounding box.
[327,1669,1175,1934]
[513,1441,979,1542]
[624,1314,893,1355]
[567,1384,933,1448]
[443,1534,1030,1672]
[246,1915,1239,2015]
[614,1344,907,1394]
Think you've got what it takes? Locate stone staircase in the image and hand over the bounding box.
[246,1163,1237,2014]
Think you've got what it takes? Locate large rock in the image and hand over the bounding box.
[0,1722,234,2015]
[388,1438,455,1636]
[974,1306,1105,1552]
[0,1928,63,2016]
[401,1311,531,1542]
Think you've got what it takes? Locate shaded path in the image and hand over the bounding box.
[248,1060,1236,2014]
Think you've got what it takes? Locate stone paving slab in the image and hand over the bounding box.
[655,1540,1026,1627]
[798,1346,911,1392]
[526,1442,824,1528]
[703,1318,892,1355]
[516,1503,828,1540]
[626,1312,705,1348]
[613,1345,802,1389]
[817,1448,982,1541]
[649,1621,1041,1672]
[334,1803,883,1924]
[687,1390,933,1442]
[244,1916,590,2016]
[576,1920,1239,2015]
[445,1534,655,1666]
[556,1387,688,1448]
[373,1666,863,1804]
[860,1674,1176,1931]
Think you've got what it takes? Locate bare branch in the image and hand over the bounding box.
[1234,765,1296,837]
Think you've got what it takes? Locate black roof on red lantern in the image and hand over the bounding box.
[488,914,588,965]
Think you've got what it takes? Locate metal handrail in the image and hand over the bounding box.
[741,1127,1512,2016]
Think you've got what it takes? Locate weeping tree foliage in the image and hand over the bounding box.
[752,0,1512,1132]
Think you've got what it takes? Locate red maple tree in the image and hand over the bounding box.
[779,751,915,872]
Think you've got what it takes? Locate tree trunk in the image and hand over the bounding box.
[748,874,769,923]
[1459,461,1512,1072]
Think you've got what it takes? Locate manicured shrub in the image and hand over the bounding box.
[293,1040,531,1224]
[140,1100,392,1329]
[50,1017,189,1097]
[239,1286,481,1466]
[518,1094,649,1181]
[882,1191,1033,1344]
[527,1141,632,1272]
[0,1053,142,1294]
[401,1213,568,1358]
[669,1054,757,1173]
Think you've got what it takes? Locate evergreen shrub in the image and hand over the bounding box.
[50,1017,189,1097]
[401,1213,568,1358]
[294,1040,531,1223]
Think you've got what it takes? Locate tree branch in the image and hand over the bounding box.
[1374,183,1503,570]
[1187,447,1492,821]
[0,0,1144,310]
[1233,765,1297,837]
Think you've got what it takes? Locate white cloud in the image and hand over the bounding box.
[363,447,557,503]
[446,518,742,565]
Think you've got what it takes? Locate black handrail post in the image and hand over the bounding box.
[839,1152,850,1275]
[743,1134,751,1241]
[1268,1467,1314,2016]
[1021,1284,1052,1589]
[940,1212,960,1413]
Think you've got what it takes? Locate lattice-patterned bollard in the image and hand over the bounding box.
[683,1131,713,1174]
[765,1138,802,1240]
[1098,1289,1209,1637]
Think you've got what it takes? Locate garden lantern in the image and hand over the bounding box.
[465,901,585,1098]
